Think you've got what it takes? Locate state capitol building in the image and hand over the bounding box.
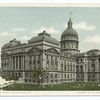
[1,17,100,84]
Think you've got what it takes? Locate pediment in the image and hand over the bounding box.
[28,46,42,53]
[46,48,60,54]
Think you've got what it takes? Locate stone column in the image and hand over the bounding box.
[41,51,46,84]
[22,56,25,80]
[58,56,61,83]
[49,55,51,70]
[31,56,33,70]
[95,58,99,82]
[12,57,14,70]
[24,56,26,70]
[35,55,37,69]
[16,56,18,69]
[83,59,87,82]
[25,54,28,70]
[16,56,17,69]
[14,56,16,70]
[71,62,73,82]
[21,56,23,69]
[15,56,18,69]
[20,56,22,69]
[22,56,24,70]
[42,51,46,69]
[11,57,13,70]
[88,60,91,81]
[84,64,88,82]
[98,58,100,81]
[18,56,19,70]
[73,61,76,82]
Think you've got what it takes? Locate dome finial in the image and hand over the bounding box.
[68,11,73,28]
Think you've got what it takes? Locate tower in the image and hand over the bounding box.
[60,16,79,57]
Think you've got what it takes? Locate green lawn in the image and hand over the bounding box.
[2,82,100,91]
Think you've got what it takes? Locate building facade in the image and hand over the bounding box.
[75,50,100,82]
[1,18,100,84]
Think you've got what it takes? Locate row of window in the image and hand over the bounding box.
[61,60,75,65]
[46,55,58,61]
[29,55,41,65]
[61,42,78,49]
[29,60,41,65]
[61,64,75,71]
[61,73,75,79]
[76,59,83,63]
[50,73,75,79]
[46,60,58,65]
[46,55,75,64]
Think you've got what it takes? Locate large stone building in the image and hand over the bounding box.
[1,17,100,84]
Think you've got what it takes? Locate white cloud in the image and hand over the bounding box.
[19,35,31,42]
[32,26,59,35]
[84,35,100,44]
[0,32,15,36]
[73,21,96,31]
[12,27,26,32]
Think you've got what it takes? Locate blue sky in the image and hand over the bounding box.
[0,7,100,53]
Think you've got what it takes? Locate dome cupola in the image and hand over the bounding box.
[60,17,79,57]
[61,18,78,41]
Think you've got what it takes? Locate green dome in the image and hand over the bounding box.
[61,18,78,39]
[62,28,78,37]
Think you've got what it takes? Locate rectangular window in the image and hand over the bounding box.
[80,59,83,63]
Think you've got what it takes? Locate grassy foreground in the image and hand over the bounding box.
[2,82,100,91]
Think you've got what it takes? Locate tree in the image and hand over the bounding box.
[32,67,48,86]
